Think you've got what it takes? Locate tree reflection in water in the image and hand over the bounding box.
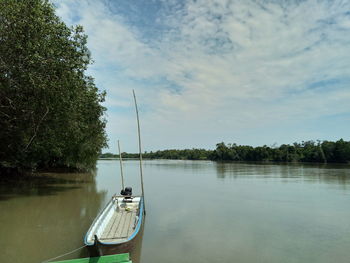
[0,172,106,263]
[215,162,350,186]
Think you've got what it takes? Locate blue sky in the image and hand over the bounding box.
[54,0,350,153]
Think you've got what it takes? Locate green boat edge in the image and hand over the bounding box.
[50,253,131,263]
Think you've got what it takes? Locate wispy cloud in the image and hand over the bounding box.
[54,0,350,152]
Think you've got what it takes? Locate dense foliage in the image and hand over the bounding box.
[210,140,350,163]
[0,0,107,172]
[100,139,350,164]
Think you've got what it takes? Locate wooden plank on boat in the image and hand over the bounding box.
[103,211,122,239]
[51,253,131,263]
[126,211,136,236]
[111,210,126,238]
[121,211,133,237]
[114,210,128,238]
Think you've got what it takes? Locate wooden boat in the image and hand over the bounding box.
[84,191,144,256]
[85,91,146,256]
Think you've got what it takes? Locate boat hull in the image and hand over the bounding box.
[85,196,145,257]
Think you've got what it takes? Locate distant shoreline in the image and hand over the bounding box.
[98,158,350,166]
[100,139,350,164]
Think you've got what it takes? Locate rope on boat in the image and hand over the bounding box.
[41,244,87,263]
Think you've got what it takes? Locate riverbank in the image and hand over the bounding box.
[0,165,92,178]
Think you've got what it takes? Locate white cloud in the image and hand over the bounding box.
[53,0,350,152]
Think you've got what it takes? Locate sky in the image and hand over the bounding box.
[53,0,350,153]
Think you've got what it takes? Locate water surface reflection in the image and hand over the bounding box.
[1,160,350,263]
[215,162,350,185]
[0,172,105,263]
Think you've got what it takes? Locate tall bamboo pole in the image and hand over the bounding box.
[133,90,146,214]
[118,140,125,190]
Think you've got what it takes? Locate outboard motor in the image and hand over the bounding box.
[120,187,132,196]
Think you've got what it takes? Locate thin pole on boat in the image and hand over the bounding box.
[118,140,125,190]
[133,89,146,214]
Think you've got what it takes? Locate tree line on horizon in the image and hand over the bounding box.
[100,139,350,164]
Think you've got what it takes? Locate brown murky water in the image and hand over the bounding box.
[1,160,350,263]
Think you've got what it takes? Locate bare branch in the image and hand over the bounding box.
[23,106,50,152]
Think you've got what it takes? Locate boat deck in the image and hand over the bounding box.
[85,196,141,245]
[99,206,138,243]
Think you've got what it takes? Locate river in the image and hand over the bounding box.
[1,160,350,263]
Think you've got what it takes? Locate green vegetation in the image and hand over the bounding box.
[210,140,350,163]
[101,139,350,164]
[0,0,107,173]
